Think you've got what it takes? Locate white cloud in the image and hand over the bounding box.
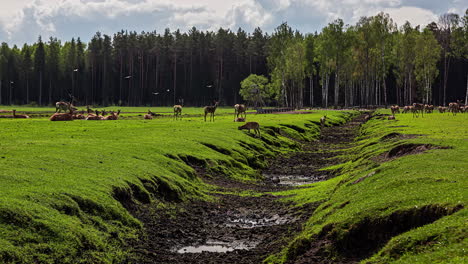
[0,0,465,45]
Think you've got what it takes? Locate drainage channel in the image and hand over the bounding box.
[173,240,259,254]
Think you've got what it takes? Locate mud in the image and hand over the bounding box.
[126,114,367,264]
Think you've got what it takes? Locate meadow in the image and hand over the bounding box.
[0,106,353,263]
[266,111,468,263]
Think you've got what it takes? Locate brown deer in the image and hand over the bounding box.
[448,102,460,115]
[144,110,153,120]
[320,115,327,127]
[238,122,261,138]
[424,104,434,113]
[12,110,30,119]
[50,106,74,121]
[388,115,396,120]
[235,117,246,122]
[438,106,448,113]
[56,101,77,113]
[390,105,400,115]
[204,101,219,122]
[234,104,246,121]
[104,110,120,120]
[86,110,103,120]
[412,103,424,118]
[402,105,412,113]
[174,105,182,120]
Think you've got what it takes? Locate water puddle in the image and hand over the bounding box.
[226,214,295,228]
[264,174,325,186]
[174,240,258,254]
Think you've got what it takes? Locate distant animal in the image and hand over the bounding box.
[144,110,153,120]
[174,105,182,120]
[73,113,86,119]
[204,101,219,122]
[424,104,434,113]
[235,117,246,122]
[147,109,157,117]
[412,103,424,118]
[104,110,120,120]
[101,110,108,117]
[50,106,74,121]
[234,104,246,121]
[448,102,460,115]
[390,105,400,115]
[86,110,103,120]
[320,115,327,127]
[55,101,77,113]
[388,115,395,120]
[402,105,412,113]
[438,106,447,113]
[238,122,261,138]
[12,109,30,119]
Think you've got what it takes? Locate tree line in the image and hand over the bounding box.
[0,10,466,108]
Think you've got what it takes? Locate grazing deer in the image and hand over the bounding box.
[104,110,120,120]
[390,105,400,115]
[238,122,261,138]
[174,105,182,120]
[234,104,246,121]
[438,106,447,113]
[388,115,396,120]
[402,105,412,113]
[412,103,424,118]
[144,110,153,120]
[12,110,30,118]
[424,104,434,113]
[204,101,219,122]
[235,117,246,122]
[86,110,103,120]
[448,102,460,116]
[320,115,327,127]
[50,106,74,121]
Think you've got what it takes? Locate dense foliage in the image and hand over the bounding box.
[0,10,466,107]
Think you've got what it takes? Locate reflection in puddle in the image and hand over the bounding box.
[226,214,295,228]
[264,174,325,186]
[174,240,258,254]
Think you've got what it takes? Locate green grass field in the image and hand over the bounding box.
[266,111,467,264]
[0,107,353,263]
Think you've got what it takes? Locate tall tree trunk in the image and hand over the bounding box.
[465,73,468,105]
[26,78,29,104]
[39,71,43,105]
[173,52,177,106]
[310,73,313,107]
[334,71,339,106]
[443,54,450,106]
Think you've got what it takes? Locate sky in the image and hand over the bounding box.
[0,0,466,46]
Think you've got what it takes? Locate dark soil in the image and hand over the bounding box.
[125,114,367,264]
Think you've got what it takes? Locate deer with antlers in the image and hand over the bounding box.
[204,101,219,122]
[86,110,103,120]
[104,110,120,120]
[234,104,246,121]
[174,105,182,120]
[238,122,261,138]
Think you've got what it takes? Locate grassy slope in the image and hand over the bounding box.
[266,111,467,264]
[0,107,353,263]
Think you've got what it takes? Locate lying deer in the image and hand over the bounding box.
[388,115,396,120]
[320,115,327,127]
[204,101,219,122]
[86,110,103,120]
[104,110,120,120]
[235,117,246,122]
[174,105,182,120]
[234,104,246,121]
[144,110,153,119]
[50,107,74,121]
[238,122,261,138]
[12,109,30,119]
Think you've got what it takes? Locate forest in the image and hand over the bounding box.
[0,10,466,108]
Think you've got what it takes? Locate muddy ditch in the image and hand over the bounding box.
[125,114,366,264]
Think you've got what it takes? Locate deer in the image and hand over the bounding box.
[390,105,400,115]
[402,105,412,113]
[424,104,434,113]
[438,106,448,113]
[204,101,219,122]
[412,103,424,118]
[174,105,182,120]
[86,110,103,120]
[234,104,246,121]
[86,106,94,114]
[144,110,153,120]
[320,115,327,127]
[104,110,120,120]
[12,109,30,118]
[238,122,261,138]
[235,117,246,122]
[448,102,460,116]
[388,115,396,120]
[50,106,74,121]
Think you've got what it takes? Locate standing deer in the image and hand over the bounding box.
[412,103,424,118]
[390,105,400,115]
[238,122,261,138]
[50,106,74,121]
[234,104,246,121]
[56,102,77,113]
[204,101,219,122]
[12,110,30,118]
[320,115,327,127]
[448,102,460,115]
[174,105,182,120]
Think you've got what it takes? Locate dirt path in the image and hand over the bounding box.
[127,114,366,264]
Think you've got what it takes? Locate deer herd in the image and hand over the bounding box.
[387,101,467,120]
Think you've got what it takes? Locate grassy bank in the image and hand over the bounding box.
[266,111,467,263]
[0,107,354,263]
